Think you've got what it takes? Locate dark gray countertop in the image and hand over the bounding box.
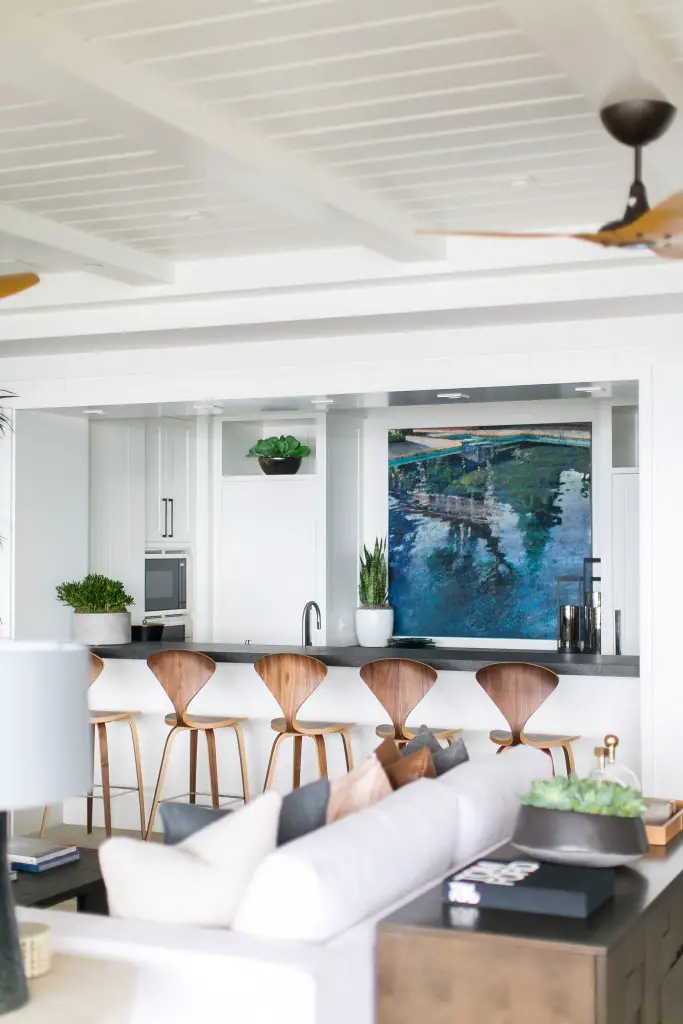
[90,642,639,677]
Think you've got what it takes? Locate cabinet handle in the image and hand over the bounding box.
[169,498,174,538]
[161,498,168,538]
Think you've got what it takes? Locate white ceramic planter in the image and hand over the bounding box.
[355,607,394,647]
[72,612,131,646]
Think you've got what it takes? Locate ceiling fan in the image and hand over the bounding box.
[420,98,683,258]
[0,273,39,300]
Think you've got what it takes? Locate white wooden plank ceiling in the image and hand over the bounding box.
[0,0,680,279]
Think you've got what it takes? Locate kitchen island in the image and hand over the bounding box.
[70,643,641,834]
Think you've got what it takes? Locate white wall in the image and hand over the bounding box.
[0,409,13,639]
[13,410,89,640]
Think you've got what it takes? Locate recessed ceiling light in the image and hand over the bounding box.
[574,386,606,393]
[83,408,105,415]
[437,392,470,400]
[311,398,334,405]
[83,263,103,271]
[171,210,205,221]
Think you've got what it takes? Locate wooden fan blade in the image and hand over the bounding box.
[575,191,683,251]
[653,244,683,260]
[417,229,569,240]
[0,272,40,299]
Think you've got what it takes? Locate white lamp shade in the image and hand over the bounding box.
[0,642,92,810]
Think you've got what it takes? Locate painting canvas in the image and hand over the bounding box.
[388,424,592,640]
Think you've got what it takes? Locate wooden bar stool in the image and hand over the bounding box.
[40,653,146,839]
[360,658,461,747]
[255,653,354,791]
[145,650,250,838]
[475,662,580,775]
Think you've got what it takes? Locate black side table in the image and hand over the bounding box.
[12,848,108,915]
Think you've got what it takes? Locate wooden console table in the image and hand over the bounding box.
[376,837,683,1024]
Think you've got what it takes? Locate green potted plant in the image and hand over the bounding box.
[355,537,393,647]
[512,776,649,867]
[56,574,134,645]
[247,434,312,475]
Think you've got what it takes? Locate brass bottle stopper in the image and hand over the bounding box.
[604,734,619,763]
[594,746,608,771]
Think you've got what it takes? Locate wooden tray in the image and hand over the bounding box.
[646,800,683,846]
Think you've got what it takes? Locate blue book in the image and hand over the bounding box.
[11,852,80,873]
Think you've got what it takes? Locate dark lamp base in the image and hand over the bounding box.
[0,812,28,1014]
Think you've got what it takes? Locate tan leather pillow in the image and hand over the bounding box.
[326,753,392,824]
[374,737,401,772]
[384,747,436,790]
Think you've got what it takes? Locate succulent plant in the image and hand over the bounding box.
[358,537,389,608]
[57,574,134,614]
[520,775,647,819]
[247,435,311,459]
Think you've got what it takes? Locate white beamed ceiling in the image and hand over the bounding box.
[0,0,680,290]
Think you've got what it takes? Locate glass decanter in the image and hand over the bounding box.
[590,735,641,790]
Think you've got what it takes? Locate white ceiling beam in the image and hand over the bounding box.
[496,0,683,199]
[0,4,445,265]
[0,203,173,286]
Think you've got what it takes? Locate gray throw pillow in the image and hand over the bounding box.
[432,736,469,776]
[278,777,330,845]
[401,725,469,777]
[159,776,331,847]
[401,725,442,759]
[160,801,228,844]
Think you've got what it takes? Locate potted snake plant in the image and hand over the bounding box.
[56,574,134,645]
[355,537,393,647]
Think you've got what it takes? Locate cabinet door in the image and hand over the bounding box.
[162,419,193,544]
[612,471,639,655]
[216,478,317,644]
[145,421,166,543]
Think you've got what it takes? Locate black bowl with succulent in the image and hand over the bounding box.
[247,435,312,475]
[512,776,649,868]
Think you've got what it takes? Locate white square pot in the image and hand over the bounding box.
[72,612,131,646]
[355,607,394,647]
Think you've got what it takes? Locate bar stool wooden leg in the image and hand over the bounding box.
[97,722,112,838]
[86,722,95,834]
[340,729,354,772]
[205,729,220,809]
[39,806,49,839]
[231,723,250,804]
[562,742,576,776]
[263,733,287,791]
[292,735,302,789]
[127,716,146,839]
[146,726,182,840]
[314,734,328,779]
[189,730,198,805]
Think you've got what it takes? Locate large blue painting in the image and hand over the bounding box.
[388,424,592,640]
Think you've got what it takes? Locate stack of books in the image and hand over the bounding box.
[8,838,80,873]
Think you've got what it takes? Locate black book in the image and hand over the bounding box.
[442,858,615,919]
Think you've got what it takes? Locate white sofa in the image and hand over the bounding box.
[18,745,551,1024]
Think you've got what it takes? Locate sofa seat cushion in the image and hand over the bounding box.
[234,777,461,942]
[99,791,282,927]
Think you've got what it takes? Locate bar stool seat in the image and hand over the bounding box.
[91,710,139,725]
[375,722,461,745]
[491,729,581,749]
[164,712,247,729]
[271,717,353,736]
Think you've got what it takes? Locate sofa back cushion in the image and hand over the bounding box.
[233,745,552,943]
[233,776,461,942]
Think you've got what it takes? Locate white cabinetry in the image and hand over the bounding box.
[612,470,639,655]
[89,420,145,613]
[146,419,194,545]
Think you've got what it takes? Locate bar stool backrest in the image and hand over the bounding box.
[90,653,105,686]
[146,649,217,725]
[359,658,438,740]
[254,653,327,730]
[475,661,559,743]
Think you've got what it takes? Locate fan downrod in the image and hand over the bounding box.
[598,99,676,232]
